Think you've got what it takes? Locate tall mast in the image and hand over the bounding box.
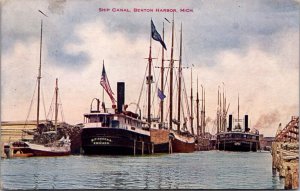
[177,23,182,132]
[54,78,59,131]
[37,20,43,128]
[147,20,153,128]
[220,89,222,131]
[160,22,165,124]
[190,67,194,135]
[102,60,105,103]
[217,87,219,133]
[169,15,175,130]
[238,93,240,127]
[196,78,199,136]
[204,88,206,135]
[201,85,204,136]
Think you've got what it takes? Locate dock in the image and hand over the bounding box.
[272,116,299,190]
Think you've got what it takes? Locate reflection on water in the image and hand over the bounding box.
[1,151,283,189]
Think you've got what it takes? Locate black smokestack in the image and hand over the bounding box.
[244,115,249,132]
[117,82,125,113]
[228,114,232,132]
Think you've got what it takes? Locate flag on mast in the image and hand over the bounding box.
[157,88,166,100]
[151,19,167,50]
[100,64,116,105]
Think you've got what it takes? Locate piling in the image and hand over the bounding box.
[272,116,299,190]
[133,139,136,156]
[142,141,144,155]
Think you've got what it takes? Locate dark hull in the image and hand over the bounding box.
[153,142,170,153]
[218,140,259,152]
[30,149,70,156]
[81,127,152,155]
[171,136,195,153]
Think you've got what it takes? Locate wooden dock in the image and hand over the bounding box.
[272,116,299,189]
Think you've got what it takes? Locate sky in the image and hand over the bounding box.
[1,0,299,137]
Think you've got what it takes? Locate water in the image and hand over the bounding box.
[1,151,284,189]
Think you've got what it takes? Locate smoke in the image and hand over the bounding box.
[254,110,280,129]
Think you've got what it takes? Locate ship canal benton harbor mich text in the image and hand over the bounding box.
[99,8,193,13]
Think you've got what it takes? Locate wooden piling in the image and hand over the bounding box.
[142,141,144,155]
[133,139,136,156]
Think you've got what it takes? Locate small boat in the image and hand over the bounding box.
[25,136,71,156]
[8,20,71,157]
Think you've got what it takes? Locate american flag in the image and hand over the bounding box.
[100,64,116,105]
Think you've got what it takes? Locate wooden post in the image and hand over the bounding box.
[152,143,154,154]
[133,139,136,156]
[142,141,144,155]
[169,139,173,154]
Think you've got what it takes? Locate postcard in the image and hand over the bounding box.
[1,0,299,190]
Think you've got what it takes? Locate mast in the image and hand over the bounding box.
[102,60,105,103]
[37,20,43,128]
[201,85,203,136]
[217,87,219,134]
[169,15,175,130]
[160,22,165,124]
[196,78,199,136]
[238,93,240,127]
[190,67,194,135]
[177,23,182,132]
[54,78,58,131]
[147,20,153,128]
[204,88,206,135]
[220,88,222,131]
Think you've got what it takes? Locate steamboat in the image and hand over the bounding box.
[216,96,260,152]
[81,80,152,155]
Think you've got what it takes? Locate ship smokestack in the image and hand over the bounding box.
[244,115,249,132]
[117,82,125,113]
[228,114,233,131]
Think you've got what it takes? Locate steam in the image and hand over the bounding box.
[254,110,280,129]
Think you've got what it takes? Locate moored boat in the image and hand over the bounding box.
[216,96,260,152]
[7,20,71,157]
[167,18,195,153]
[81,71,152,155]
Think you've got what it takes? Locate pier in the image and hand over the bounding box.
[272,116,299,190]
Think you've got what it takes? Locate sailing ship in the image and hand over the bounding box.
[143,18,195,153]
[81,64,152,155]
[144,20,171,154]
[168,19,195,153]
[5,20,71,158]
[216,95,260,152]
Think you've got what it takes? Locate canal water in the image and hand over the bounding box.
[1,151,284,189]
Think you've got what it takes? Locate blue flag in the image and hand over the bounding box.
[157,88,166,100]
[151,20,167,50]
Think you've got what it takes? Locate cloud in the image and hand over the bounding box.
[1,0,299,137]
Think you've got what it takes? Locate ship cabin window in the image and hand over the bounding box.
[111,120,119,128]
[87,115,105,123]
